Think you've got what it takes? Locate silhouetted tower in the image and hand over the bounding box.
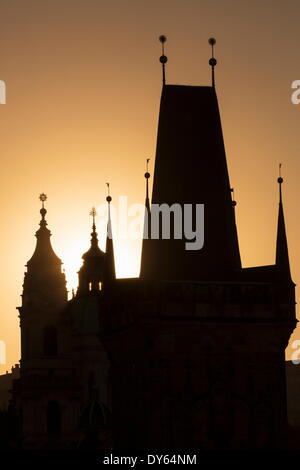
[103,38,296,450]
[14,196,113,449]
[18,194,67,367]
[13,194,72,449]
[70,205,112,413]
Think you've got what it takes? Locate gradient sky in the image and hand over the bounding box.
[0,0,300,374]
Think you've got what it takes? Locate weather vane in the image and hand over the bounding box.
[159,35,168,86]
[208,37,217,87]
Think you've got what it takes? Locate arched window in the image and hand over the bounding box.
[47,401,62,437]
[43,326,58,356]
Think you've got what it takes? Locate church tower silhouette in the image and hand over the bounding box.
[102,38,296,450]
[13,196,113,449]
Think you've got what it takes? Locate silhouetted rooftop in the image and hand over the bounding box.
[141,84,241,281]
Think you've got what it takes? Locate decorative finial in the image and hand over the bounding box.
[106,182,112,203]
[90,207,97,230]
[231,187,237,207]
[105,183,113,242]
[278,163,283,184]
[39,193,47,219]
[145,158,151,202]
[208,37,217,87]
[159,35,168,86]
[39,193,47,207]
[145,158,150,179]
[278,163,283,204]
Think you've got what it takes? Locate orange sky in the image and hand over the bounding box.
[0,0,300,374]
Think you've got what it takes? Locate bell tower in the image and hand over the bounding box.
[18,194,68,368]
[13,195,75,449]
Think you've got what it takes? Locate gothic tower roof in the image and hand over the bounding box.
[140,84,241,281]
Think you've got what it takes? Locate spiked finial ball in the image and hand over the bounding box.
[106,196,112,203]
[208,37,216,46]
[145,172,150,179]
[209,57,217,67]
[159,35,167,44]
[278,177,283,184]
[232,200,237,207]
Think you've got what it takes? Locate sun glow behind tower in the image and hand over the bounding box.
[60,232,142,296]
[1,0,300,377]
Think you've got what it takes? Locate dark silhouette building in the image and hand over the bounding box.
[12,198,111,449]
[8,39,297,450]
[101,46,296,450]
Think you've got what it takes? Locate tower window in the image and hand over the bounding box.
[43,326,58,356]
[89,282,92,291]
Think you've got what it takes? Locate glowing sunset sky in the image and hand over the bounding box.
[0,0,300,374]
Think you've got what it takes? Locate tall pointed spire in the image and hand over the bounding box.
[159,35,168,86]
[208,37,217,87]
[275,164,291,280]
[81,207,104,260]
[103,183,116,283]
